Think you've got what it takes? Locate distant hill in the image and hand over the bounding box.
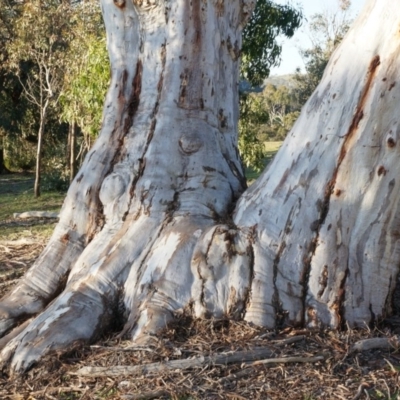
[264,74,299,89]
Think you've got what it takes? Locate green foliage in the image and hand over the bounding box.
[239,83,300,171]
[42,171,69,192]
[4,134,36,171]
[0,0,105,185]
[258,83,300,141]
[242,0,303,86]
[59,0,108,144]
[245,141,282,182]
[0,1,32,142]
[239,94,268,171]
[239,0,303,169]
[60,33,110,141]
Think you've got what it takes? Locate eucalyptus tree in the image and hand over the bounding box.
[0,0,399,375]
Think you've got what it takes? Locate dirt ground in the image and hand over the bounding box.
[1,229,400,399]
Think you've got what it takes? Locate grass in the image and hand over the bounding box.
[0,173,65,238]
[245,141,282,182]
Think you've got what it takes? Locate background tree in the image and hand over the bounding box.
[240,0,354,158]
[241,0,303,86]
[259,83,300,140]
[60,0,109,182]
[6,0,73,196]
[0,0,23,174]
[239,0,302,170]
[239,81,301,170]
[238,92,268,170]
[294,0,352,104]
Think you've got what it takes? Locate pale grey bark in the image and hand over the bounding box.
[235,0,400,329]
[0,0,399,375]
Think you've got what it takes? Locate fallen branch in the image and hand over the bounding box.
[0,238,39,246]
[75,348,326,378]
[350,336,400,353]
[74,347,275,377]
[13,211,59,220]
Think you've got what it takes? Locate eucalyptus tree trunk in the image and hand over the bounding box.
[0,0,399,374]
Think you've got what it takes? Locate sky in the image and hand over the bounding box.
[270,0,367,76]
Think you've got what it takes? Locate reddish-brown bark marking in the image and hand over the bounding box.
[387,137,396,148]
[124,60,143,134]
[328,55,381,210]
[377,165,387,176]
[113,0,125,8]
[337,55,380,166]
[338,71,375,160]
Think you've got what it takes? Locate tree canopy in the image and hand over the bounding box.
[242,0,303,86]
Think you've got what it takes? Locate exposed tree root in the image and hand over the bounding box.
[0,214,256,374]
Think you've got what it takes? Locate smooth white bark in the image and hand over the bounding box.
[235,0,400,328]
